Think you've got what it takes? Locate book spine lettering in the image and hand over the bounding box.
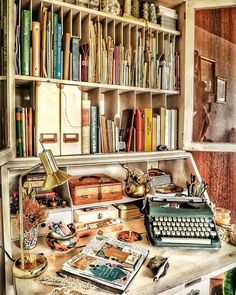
[144,108,152,152]
[57,23,62,79]
[21,10,31,76]
[15,107,23,157]
[81,99,91,154]
[90,105,98,154]
[53,14,58,79]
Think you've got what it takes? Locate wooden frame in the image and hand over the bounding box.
[216,77,227,103]
[199,56,215,94]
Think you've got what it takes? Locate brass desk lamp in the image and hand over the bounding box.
[13,143,71,279]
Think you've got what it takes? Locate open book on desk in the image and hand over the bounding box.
[62,235,149,293]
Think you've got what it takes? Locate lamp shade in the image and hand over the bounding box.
[39,149,71,190]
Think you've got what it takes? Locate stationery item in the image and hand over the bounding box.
[147,256,169,281]
[32,21,41,77]
[135,109,145,152]
[69,174,123,205]
[63,33,71,80]
[35,82,60,155]
[81,99,91,154]
[62,235,149,293]
[80,43,89,82]
[21,10,31,76]
[61,85,81,155]
[115,203,142,220]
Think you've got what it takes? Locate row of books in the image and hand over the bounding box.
[15,102,177,158]
[14,5,179,90]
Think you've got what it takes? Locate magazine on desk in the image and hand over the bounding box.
[62,235,149,293]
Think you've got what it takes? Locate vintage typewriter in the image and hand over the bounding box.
[145,170,221,249]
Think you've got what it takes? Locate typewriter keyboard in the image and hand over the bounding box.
[148,215,219,246]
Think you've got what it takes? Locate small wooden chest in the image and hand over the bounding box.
[69,174,123,205]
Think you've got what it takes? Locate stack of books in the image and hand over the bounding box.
[156,5,178,31]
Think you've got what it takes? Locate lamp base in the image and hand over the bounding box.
[13,254,48,279]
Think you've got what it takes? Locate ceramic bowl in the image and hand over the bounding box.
[46,224,78,251]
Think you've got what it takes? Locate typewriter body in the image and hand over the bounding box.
[145,195,221,249]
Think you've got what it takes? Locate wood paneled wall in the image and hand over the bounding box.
[192,151,236,223]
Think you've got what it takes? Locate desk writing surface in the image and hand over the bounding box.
[14,237,236,295]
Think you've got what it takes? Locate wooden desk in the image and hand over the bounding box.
[13,230,236,295]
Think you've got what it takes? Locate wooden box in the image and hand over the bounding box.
[69,174,123,205]
[73,205,119,223]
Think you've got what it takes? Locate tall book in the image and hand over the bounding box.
[135,109,145,152]
[165,109,171,148]
[81,98,91,154]
[32,21,41,77]
[144,108,152,152]
[152,115,157,151]
[72,36,80,81]
[26,107,33,156]
[121,109,135,152]
[100,115,109,153]
[21,10,31,76]
[41,7,48,78]
[63,33,71,80]
[90,105,99,154]
[53,13,58,79]
[15,107,23,157]
[170,109,178,150]
[57,23,62,79]
[160,106,166,145]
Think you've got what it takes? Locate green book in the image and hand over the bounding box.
[90,105,99,154]
[15,107,23,157]
[53,13,58,79]
[21,10,31,76]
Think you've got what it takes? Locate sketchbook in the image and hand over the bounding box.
[62,235,149,293]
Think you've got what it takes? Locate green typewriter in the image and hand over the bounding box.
[145,196,221,249]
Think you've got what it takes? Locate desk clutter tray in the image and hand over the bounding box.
[69,174,123,205]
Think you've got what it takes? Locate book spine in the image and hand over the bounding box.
[21,10,31,76]
[53,13,58,79]
[160,107,166,145]
[72,37,80,81]
[144,108,152,152]
[152,116,157,151]
[90,105,98,154]
[81,99,91,154]
[15,107,23,157]
[57,23,62,79]
[135,109,145,152]
[63,33,71,80]
[32,21,41,77]
[27,107,33,156]
[2,0,7,75]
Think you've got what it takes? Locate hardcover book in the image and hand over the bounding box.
[21,10,31,76]
[62,235,149,293]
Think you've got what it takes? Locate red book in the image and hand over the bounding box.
[135,109,145,152]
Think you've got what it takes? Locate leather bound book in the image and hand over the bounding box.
[121,109,135,152]
[32,22,41,77]
[100,115,109,153]
[63,33,71,80]
[135,109,145,152]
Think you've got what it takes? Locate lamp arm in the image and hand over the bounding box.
[19,163,42,270]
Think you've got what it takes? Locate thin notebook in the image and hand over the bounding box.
[62,234,149,293]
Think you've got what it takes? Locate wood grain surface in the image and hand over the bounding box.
[192,151,236,223]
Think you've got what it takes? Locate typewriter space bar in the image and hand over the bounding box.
[161,237,211,245]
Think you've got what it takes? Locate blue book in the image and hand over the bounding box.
[57,23,62,79]
[53,14,58,79]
